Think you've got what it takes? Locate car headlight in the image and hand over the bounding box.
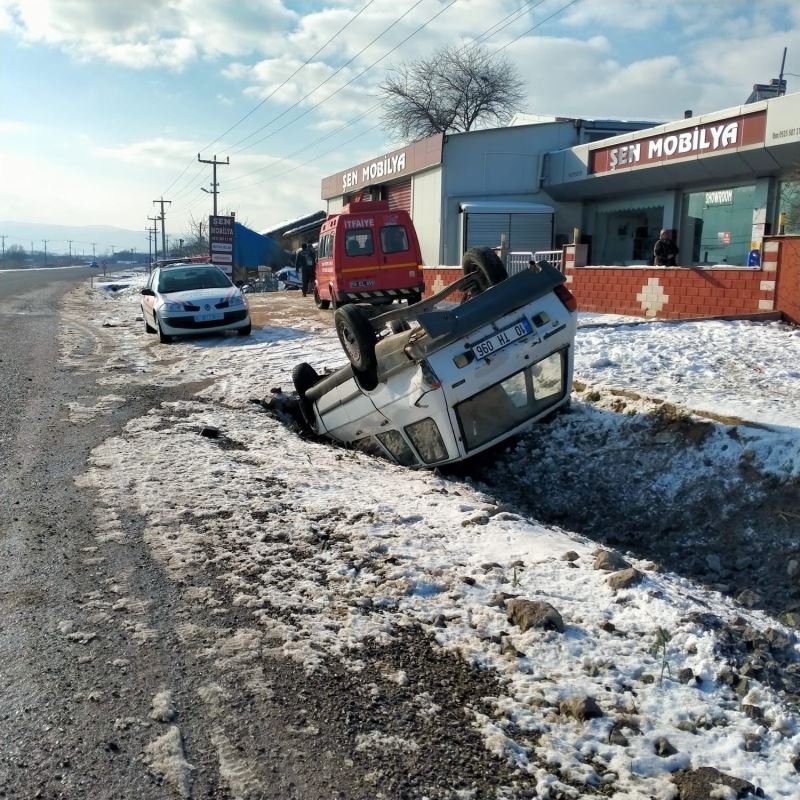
[228,294,245,308]
[162,301,185,313]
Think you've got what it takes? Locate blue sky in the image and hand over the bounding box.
[2,0,800,255]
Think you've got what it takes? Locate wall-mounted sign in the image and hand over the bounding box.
[705,189,734,206]
[718,231,732,245]
[321,133,443,200]
[589,110,766,174]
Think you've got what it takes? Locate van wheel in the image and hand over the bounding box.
[292,362,320,430]
[462,247,508,290]
[314,288,330,310]
[334,305,377,372]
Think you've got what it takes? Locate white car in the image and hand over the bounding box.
[275,266,303,289]
[292,248,577,468]
[140,263,251,343]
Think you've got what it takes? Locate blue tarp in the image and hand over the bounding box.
[234,223,285,268]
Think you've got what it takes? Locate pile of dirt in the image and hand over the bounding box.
[462,384,800,626]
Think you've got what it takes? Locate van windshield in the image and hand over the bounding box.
[345,229,374,257]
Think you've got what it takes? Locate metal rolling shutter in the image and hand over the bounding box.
[509,213,553,252]
[465,212,553,251]
[465,214,509,250]
[385,179,412,212]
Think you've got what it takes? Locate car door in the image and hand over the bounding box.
[141,269,159,325]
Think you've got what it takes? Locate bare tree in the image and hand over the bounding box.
[379,45,525,141]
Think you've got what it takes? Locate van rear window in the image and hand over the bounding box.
[345,229,374,257]
[380,225,409,254]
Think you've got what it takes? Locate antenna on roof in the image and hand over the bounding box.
[778,46,787,96]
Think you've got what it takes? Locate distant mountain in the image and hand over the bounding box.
[0,220,149,257]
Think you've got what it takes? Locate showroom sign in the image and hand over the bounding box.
[590,110,767,174]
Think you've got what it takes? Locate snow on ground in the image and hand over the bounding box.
[67,273,800,798]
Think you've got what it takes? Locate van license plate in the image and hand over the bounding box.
[470,318,535,359]
[195,312,224,322]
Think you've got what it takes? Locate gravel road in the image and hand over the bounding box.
[0,271,521,800]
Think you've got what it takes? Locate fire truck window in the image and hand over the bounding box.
[345,229,374,257]
[380,225,409,254]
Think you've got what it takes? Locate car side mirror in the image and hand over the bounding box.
[141,288,155,296]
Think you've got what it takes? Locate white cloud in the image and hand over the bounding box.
[92,136,201,168]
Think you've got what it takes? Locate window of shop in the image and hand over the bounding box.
[778,180,800,235]
[680,184,754,266]
[592,197,664,266]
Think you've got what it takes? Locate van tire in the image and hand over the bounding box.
[334,305,377,373]
[314,288,330,310]
[462,247,508,290]
[292,362,320,430]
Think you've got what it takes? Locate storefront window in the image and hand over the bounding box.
[778,180,800,235]
[592,198,664,265]
[679,185,754,266]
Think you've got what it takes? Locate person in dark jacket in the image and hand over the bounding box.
[653,229,679,266]
[295,243,317,296]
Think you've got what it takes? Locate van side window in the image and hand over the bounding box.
[345,229,374,257]
[319,233,333,259]
[380,225,409,254]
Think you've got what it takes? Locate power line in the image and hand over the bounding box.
[177,0,579,221]
[227,0,429,155]
[159,0,377,198]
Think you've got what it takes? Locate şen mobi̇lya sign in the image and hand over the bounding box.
[342,153,407,191]
[588,110,771,175]
[607,122,739,170]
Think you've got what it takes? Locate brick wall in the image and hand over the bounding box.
[771,235,800,325]
[422,240,800,323]
[562,266,772,319]
[421,264,772,320]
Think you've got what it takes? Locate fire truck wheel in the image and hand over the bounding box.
[313,288,330,309]
[334,305,377,373]
[462,247,508,290]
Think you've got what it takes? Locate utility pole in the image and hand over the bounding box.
[1,234,6,268]
[153,197,171,262]
[147,216,160,263]
[91,242,97,259]
[68,239,73,264]
[42,239,48,266]
[198,153,229,216]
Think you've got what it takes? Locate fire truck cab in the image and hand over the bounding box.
[313,199,425,309]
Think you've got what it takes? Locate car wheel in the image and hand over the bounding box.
[155,314,172,344]
[314,288,330,310]
[334,305,377,373]
[143,308,156,334]
[462,247,508,290]
[238,322,252,336]
[292,362,320,430]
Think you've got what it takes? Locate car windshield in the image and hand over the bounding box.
[456,351,566,451]
[158,267,231,293]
